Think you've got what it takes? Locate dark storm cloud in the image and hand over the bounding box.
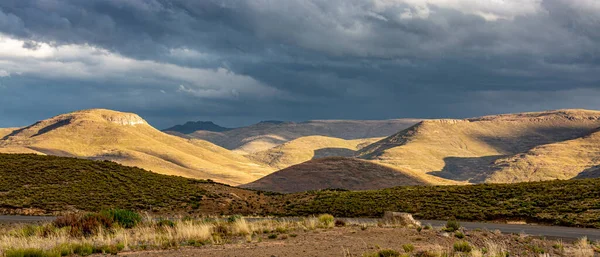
[0,0,599,128]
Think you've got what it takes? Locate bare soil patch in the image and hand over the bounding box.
[118,226,586,257]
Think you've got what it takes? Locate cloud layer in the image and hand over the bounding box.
[0,0,598,128]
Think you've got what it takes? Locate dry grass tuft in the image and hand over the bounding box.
[566,237,595,257]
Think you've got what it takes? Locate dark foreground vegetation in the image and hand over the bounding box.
[1,154,600,228]
[0,154,278,216]
[286,179,600,228]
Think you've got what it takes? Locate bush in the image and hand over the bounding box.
[376,249,401,257]
[53,213,81,229]
[72,243,93,256]
[268,234,277,239]
[444,220,460,232]
[335,219,346,227]
[156,219,175,228]
[227,215,242,223]
[455,231,465,239]
[318,214,334,227]
[402,244,415,253]
[453,241,472,252]
[101,209,141,228]
[4,248,60,257]
[54,213,113,237]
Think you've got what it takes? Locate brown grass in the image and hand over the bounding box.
[249,135,381,169]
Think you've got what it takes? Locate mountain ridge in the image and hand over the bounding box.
[182,118,423,154]
[357,109,600,183]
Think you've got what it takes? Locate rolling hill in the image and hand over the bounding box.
[242,157,431,193]
[487,128,600,183]
[249,136,382,169]
[0,153,278,216]
[172,119,422,154]
[0,109,274,185]
[358,109,600,183]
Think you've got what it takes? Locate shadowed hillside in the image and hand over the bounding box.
[487,128,600,183]
[0,128,17,138]
[177,119,422,154]
[358,109,600,183]
[0,109,274,185]
[242,157,431,193]
[249,136,381,169]
[0,154,279,216]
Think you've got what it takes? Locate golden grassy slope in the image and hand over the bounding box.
[0,128,18,138]
[185,119,422,154]
[358,109,600,183]
[242,157,432,193]
[0,109,274,185]
[249,135,382,169]
[486,128,600,183]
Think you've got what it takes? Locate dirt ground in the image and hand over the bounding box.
[117,226,578,257]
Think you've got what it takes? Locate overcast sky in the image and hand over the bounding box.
[0,0,599,129]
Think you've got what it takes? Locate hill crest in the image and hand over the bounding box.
[242,157,431,193]
[357,109,600,183]
[0,109,274,185]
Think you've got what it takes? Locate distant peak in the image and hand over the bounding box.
[185,121,216,125]
[257,120,287,125]
[163,120,230,133]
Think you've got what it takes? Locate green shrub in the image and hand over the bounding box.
[55,244,72,256]
[72,243,93,256]
[453,241,472,252]
[115,242,126,251]
[101,209,142,228]
[402,244,415,252]
[227,215,242,223]
[156,219,175,228]
[455,231,465,239]
[444,220,460,232]
[318,214,334,227]
[268,234,277,239]
[528,245,545,254]
[423,224,432,230]
[552,242,564,250]
[4,248,60,257]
